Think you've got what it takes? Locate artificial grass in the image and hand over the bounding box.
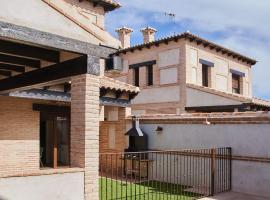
[99,177,201,200]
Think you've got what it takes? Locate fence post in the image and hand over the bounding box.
[228,147,232,191]
[210,149,216,196]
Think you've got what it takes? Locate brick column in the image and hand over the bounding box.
[71,74,100,200]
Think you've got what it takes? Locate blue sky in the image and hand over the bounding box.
[105,0,270,99]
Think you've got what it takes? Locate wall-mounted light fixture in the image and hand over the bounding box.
[203,117,211,125]
[155,126,163,134]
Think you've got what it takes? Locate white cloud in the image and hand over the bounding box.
[108,0,270,98]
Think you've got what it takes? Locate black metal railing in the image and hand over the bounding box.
[99,147,231,200]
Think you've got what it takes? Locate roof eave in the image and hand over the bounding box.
[114,32,257,66]
[87,0,121,12]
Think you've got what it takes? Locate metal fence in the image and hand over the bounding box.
[99,147,231,200]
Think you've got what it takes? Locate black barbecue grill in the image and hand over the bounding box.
[123,117,150,178]
[125,116,148,153]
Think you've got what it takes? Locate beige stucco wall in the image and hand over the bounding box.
[0,0,103,44]
[0,172,84,200]
[140,122,270,198]
[186,41,252,98]
[186,87,242,107]
[131,85,180,104]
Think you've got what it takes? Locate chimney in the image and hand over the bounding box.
[141,27,157,43]
[116,27,133,49]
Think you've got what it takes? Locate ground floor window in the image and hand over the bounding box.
[40,112,70,168]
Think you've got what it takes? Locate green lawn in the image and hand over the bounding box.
[99,177,201,200]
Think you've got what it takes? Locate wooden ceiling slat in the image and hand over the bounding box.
[0,54,40,68]
[0,63,25,73]
[0,55,87,93]
[0,70,11,77]
[0,40,60,63]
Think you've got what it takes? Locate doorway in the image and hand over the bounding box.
[40,112,70,168]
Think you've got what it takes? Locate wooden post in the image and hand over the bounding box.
[210,149,216,196]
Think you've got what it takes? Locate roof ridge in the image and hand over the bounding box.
[115,32,256,65]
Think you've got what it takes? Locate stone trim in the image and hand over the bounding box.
[187,83,250,102]
[130,112,270,124]
[149,149,270,164]
[0,168,84,179]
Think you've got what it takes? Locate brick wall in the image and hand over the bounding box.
[185,41,252,97]
[0,96,39,177]
[132,102,180,115]
[71,74,100,200]
[100,107,127,153]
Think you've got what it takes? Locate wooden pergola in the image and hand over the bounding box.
[0,20,115,94]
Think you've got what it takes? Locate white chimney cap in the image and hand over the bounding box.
[116,27,133,33]
[140,26,157,33]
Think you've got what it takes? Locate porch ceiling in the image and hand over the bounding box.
[0,20,116,94]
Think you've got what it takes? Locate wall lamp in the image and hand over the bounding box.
[155,126,163,134]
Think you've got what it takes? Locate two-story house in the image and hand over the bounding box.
[106,27,270,114]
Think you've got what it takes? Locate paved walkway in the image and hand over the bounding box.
[200,192,269,200]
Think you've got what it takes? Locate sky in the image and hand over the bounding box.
[105,0,270,100]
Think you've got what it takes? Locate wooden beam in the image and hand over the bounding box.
[129,60,156,69]
[0,55,87,93]
[33,104,70,113]
[0,70,11,77]
[0,53,40,68]
[0,20,115,58]
[0,40,60,63]
[0,63,25,73]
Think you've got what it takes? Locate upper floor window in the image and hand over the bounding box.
[130,60,156,87]
[134,68,139,87]
[199,59,214,88]
[202,64,209,87]
[232,74,240,94]
[147,65,153,86]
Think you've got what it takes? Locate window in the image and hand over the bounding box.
[134,68,139,86]
[202,64,209,87]
[147,65,153,86]
[232,74,240,94]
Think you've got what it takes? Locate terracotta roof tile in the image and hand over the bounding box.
[100,76,140,94]
[252,97,270,107]
[88,0,121,11]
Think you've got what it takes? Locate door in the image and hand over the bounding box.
[40,112,70,168]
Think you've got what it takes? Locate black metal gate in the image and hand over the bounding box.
[99,148,232,200]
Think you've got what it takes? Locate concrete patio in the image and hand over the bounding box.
[201,192,269,200]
